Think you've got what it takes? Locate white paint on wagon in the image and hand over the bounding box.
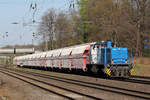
[61,47,73,56]
[32,54,37,59]
[71,43,94,55]
[40,52,47,58]
[46,51,53,57]
[35,53,42,58]
[53,49,62,57]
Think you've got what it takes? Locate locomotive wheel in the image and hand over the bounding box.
[91,65,99,74]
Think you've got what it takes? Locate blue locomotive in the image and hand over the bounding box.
[89,41,133,77]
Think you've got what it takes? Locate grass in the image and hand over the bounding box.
[132,64,149,75]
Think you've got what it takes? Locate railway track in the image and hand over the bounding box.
[0,67,150,100]
[131,75,150,79]
[0,67,102,100]
[117,77,150,85]
[131,75,150,82]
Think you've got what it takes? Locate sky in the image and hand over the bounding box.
[0,0,72,47]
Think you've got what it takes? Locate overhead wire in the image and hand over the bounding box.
[18,0,78,46]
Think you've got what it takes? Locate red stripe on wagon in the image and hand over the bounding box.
[50,55,54,68]
[44,55,47,68]
[69,51,72,70]
[59,54,62,70]
[82,45,91,71]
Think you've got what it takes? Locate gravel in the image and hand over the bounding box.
[0,72,64,100]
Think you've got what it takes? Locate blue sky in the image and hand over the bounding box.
[0,0,71,47]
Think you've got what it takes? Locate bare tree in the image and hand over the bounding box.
[37,9,56,50]
[37,9,76,49]
[55,12,71,48]
[132,0,150,56]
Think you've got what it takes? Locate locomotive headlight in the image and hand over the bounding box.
[125,59,128,63]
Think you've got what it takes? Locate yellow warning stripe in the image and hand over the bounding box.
[106,68,111,76]
[130,68,134,74]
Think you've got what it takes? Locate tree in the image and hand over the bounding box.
[77,0,124,42]
[77,0,150,56]
[37,9,76,49]
[55,12,74,48]
[36,0,150,56]
[133,0,150,56]
[37,9,56,50]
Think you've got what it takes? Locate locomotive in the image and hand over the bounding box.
[13,41,133,77]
